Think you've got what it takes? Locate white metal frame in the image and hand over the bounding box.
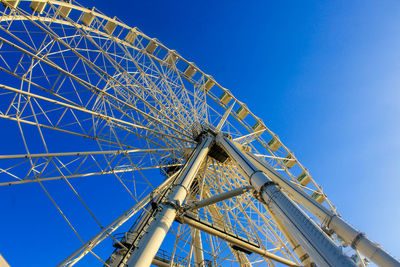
[0,1,398,266]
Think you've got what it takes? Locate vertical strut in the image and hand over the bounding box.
[216,134,357,267]
[188,193,205,266]
[192,228,204,266]
[125,134,213,267]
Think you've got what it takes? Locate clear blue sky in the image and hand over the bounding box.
[1,0,400,265]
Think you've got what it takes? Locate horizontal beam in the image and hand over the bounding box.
[151,256,185,267]
[178,214,299,267]
[151,258,170,267]
[184,186,252,211]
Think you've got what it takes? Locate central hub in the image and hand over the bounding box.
[208,143,229,163]
[190,123,230,164]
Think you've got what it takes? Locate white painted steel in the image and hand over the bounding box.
[188,192,205,267]
[191,228,204,267]
[328,216,400,267]
[246,151,400,267]
[0,254,10,267]
[126,135,213,267]
[215,101,236,131]
[0,148,181,160]
[0,2,396,266]
[265,205,314,266]
[216,134,357,267]
[185,185,251,211]
[151,258,170,267]
[58,171,180,267]
[180,215,299,267]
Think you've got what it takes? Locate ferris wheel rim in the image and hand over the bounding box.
[2,0,332,206]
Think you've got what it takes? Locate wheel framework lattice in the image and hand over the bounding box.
[0,1,397,267]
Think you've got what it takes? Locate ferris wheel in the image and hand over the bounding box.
[0,1,398,267]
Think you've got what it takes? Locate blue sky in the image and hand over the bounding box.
[93,0,400,259]
[1,0,400,265]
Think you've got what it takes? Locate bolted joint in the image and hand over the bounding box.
[321,225,334,237]
[173,183,189,196]
[259,181,282,208]
[192,123,223,142]
[162,200,181,211]
[174,213,184,224]
[351,232,366,249]
[299,253,310,263]
[321,225,335,237]
[252,190,265,204]
[259,180,277,193]
[249,170,264,188]
[150,201,159,211]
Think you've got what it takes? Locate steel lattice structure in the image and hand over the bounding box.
[0,1,399,267]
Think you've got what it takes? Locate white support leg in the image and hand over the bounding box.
[328,216,400,267]
[265,204,314,266]
[245,150,400,267]
[126,134,213,267]
[216,134,357,267]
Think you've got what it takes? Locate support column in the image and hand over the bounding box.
[246,150,400,267]
[126,134,213,267]
[328,216,400,267]
[216,134,356,267]
[265,205,314,266]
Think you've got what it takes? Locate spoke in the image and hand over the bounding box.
[0,162,182,186]
[0,147,182,160]
[0,34,193,142]
[0,84,193,144]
